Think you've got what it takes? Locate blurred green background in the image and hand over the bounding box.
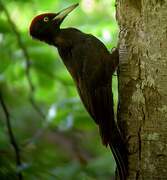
[0,0,119,179]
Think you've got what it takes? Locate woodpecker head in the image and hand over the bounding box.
[29,3,78,44]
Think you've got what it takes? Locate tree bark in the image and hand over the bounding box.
[116,0,167,179]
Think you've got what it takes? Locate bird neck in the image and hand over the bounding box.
[44,28,61,46]
[53,28,81,48]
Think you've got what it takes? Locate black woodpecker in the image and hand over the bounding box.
[30,4,127,179]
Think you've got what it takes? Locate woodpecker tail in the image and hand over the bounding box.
[109,126,128,180]
[97,106,127,180]
[109,144,127,180]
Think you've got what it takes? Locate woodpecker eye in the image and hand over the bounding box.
[43,16,49,22]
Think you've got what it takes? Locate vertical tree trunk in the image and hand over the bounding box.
[116,0,167,179]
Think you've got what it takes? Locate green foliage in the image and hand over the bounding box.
[0,0,118,179]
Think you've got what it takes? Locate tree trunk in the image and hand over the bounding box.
[116,0,167,179]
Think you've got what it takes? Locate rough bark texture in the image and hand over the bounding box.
[116,0,167,179]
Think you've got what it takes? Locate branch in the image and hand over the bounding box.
[29,97,46,120]
[0,1,33,92]
[0,1,46,120]
[0,92,23,180]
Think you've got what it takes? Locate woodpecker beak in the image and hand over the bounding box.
[53,3,79,23]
